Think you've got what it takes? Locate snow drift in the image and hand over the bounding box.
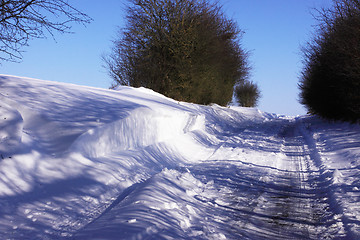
[0,75,359,239]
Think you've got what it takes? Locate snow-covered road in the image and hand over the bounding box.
[0,75,359,239]
[72,117,360,240]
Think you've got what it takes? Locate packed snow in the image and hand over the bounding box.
[0,75,359,239]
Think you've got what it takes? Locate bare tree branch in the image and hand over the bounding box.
[0,0,92,62]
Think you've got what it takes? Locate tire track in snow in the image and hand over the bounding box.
[298,120,357,239]
[194,118,341,239]
[261,119,354,239]
[230,119,319,239]
[272,122,321,239]
[178,118,318,239]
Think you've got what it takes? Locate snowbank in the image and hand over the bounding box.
[69,107,205,158]
[0,101,23,155]
[0,75,359,239]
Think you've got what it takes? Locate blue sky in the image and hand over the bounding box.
[1,0,332,116]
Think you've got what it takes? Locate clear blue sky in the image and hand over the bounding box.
[1,0,332,116]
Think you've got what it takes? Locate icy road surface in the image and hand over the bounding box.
[0,75,359,239]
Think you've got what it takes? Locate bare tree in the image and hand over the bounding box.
[0,0,92,62]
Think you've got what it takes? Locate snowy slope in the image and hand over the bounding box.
[0,75,359,239]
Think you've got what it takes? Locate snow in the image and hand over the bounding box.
[0,74,359,239]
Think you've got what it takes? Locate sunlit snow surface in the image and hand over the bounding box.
[0,75,359,239]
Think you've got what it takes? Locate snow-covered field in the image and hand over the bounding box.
[0,75,359,239]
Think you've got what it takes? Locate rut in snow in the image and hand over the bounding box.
[185,118,341,239]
